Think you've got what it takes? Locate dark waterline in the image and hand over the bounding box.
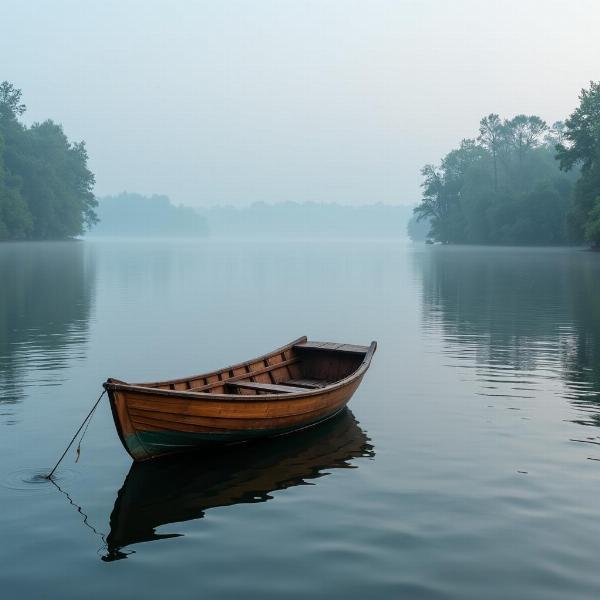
[2,240,600,599]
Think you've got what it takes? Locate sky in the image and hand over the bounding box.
[2,0,600,207]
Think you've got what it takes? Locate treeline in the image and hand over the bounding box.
[0,82,97,240]
[88,195,412,239]
[200,202,412,238]
[413,81,600,247]
[91,193,208,237]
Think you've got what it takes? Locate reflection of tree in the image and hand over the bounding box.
[0,242,95,420]
[562,254,600,424]
[104,409,374,561]
[414,247,600,421]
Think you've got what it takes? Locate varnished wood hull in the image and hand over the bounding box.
[104,337,376,461]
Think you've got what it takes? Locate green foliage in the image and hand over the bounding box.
[0,81,26,119]
[414,112,577,245]
[583,197,600,245]
[557,81,600,244]
[0,81,96,240]
[0,131,31,240]
[557,82,600,172]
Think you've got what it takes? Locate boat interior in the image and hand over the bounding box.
[133,341,371,396]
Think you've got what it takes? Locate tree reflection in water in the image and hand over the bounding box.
[414,246,600,424]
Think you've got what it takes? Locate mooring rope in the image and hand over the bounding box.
[49,476,107,544]
[46,389,107,480]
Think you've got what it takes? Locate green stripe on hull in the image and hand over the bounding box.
[125,409,345,460]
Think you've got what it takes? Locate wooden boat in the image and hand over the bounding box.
[104,336,376,461]
[103,408,373,560]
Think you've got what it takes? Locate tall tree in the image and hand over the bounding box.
[0,131,32,239]
[557,82,600,172]
[556,81,600,245]
[503,115,547,191]
[414,164,446,237]
[478,114,502,192]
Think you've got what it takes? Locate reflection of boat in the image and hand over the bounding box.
[104,337,377,461]
[103,408,374,561]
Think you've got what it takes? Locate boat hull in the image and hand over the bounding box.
[107,377,363,460]
[105,337,376,461]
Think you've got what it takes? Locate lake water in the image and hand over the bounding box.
[2,240,600,599]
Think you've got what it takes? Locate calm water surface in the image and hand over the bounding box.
[2,240,600,599]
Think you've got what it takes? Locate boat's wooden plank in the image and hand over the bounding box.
[128,403,339,425]
[337,344,370,353]
[284,378,330,389]
[264,359,276,383]
[188,358,300,392]
[268,353,285,365]
[294,341,326,350]
[129,403,345,432]
[251,359,273,384]
[320,343,344,350]
[131,414,233,434]
[126,397,313,419]
[225,381,307,394]
[267,352,292,379]
[125,385,359,420]
[294,341,369,354]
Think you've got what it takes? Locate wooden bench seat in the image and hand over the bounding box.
[284,378,331,389]
[225,381,307,394]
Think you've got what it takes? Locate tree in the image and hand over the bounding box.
[556,81,600,244]
[557,81,600,172]
[0,130,32,239]
[502,115,547,191]
[414,164,445,229]
[583,197,600,246]
[0,81,26,120]
[478,114,502,191]
[0,82,97,240]
[414,112,574,246]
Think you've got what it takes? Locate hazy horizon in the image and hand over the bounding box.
[3,0,599,207]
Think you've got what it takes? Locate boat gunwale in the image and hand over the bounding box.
[104,339,377,403]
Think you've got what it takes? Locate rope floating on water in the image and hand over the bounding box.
[46,389,106,480]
